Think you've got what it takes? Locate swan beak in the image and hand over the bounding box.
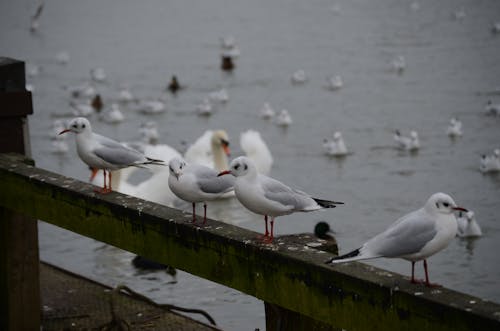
[453,206,468,212]
[217,170,231,177]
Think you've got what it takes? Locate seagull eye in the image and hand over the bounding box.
[443,202,449,208]
[82,124,86,128]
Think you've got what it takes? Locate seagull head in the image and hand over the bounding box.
[59,117,91,135]
[218,156,255,178]
[426,192,467,216]
[168,157,186,180]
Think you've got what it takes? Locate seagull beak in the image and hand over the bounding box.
[453,206,468,212]
[59,129,71,135]
[217,170,231,177]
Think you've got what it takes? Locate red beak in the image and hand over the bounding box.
[59,129,71,135]
[453,206,468,212]
[217,170,231,177]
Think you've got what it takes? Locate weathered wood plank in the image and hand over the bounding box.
[0,153,499,331]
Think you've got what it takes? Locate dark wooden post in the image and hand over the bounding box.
[0,57,39,330]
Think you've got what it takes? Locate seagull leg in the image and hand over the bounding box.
[410,261,425,284]
[269,217,275,242]
[423,259,441,287]
[89,167,99,182]
[203,203,207,225]
[264,215,269,237]
[107,171,113,193]
[192,203,197,223]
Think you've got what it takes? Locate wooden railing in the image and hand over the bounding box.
[1,58,500,331]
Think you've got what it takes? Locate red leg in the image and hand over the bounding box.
[423,259,441,287]
[269,217,275,242]
[89,168,99,182]
[108,171,112,192]
[264,215,269,237]
[410,261,417,284]
[192,202,196,223]
[203,203,207,225]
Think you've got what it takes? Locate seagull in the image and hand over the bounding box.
[70,100,94,117]
[291,69,307,84]
[485,100,500,116]
[100,103,124,124]
[168,158,234,224]
[326,193,467,287]
[218,156,343,241]
[259,102,275,120]
[59,117,164,193]
[209,88,229,104]
[275,109,293,127]
[325,75,343,91]
[491,22,500,34]
[30,1,44,33]
[394,130,420,151]
[90,67,107,83]
[323,131,348,156]
[118,87,135,103]
[196,98,213,116]
[391,55,406,74]
[135,98,166,115]
[479,149,500,173]
[446,117,462,138]
[456,210,482,238]
[55,51,70,65]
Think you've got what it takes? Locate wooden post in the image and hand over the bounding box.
[0,57,39,330]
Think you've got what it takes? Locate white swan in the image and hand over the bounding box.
[184,129,273,175]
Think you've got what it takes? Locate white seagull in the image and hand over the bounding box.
[168,158,234,224]
[479,149,500,173]
[259,102,275,120]
[391,55,406,74]
[485,100,500,116]
[394,130,420,151]
[325,75,343,91]
[326,192,467,287]
[218,156,343,241]
[323,131,348,156]
[59,117,164,193]
[275,109,293,127]
[291,69,308,84]
[446,117,462,138]
[456,210,482,238]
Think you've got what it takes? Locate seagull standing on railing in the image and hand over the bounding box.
[326,192,467,287]
[218,156,343,242]
[168,158,234,224]
[59,117,164,193]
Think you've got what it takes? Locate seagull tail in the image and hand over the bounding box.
[325,247,363,264]
[313,198,344,209]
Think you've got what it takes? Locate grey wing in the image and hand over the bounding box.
[365,209,437,257]
[192,165,235,194]
[94,145,145,167]
[262,176,312,209]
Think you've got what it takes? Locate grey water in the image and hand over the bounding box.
[1,0,500,330]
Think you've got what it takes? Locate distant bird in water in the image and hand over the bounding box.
[167,75,182,94]
[91,94,103,112]
[485,100,500,116]
[100,103,124,124]
[394,130,420,151]
[446,117,462,138]
[479,149,500,173]
[131,256,177,282]
[55,51,70,65]
[327,193,468,287]
[196,98,213,116]
[391,55,406,74]
[90,67,107,83]
[291,69,308,84]
[221,56,235,72]
[456,210,482,238]
[209,88,229,104]
[275,109,293,127]
[259,102,275,120]
[70,100,94,117]
[325,75,343,91]
[117,86,135,103]
[323,131,348,157]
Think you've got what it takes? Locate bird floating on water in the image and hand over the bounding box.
[275,109,293,127]
[485,100,499,116]
[259,102,275,120]
[327,192,467,287]
[323,131,348,157]
[446,117,462,138]
[479,149,500,173]
[394,130,420,151]
[291,69,307,84]
[456,210,482,238]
